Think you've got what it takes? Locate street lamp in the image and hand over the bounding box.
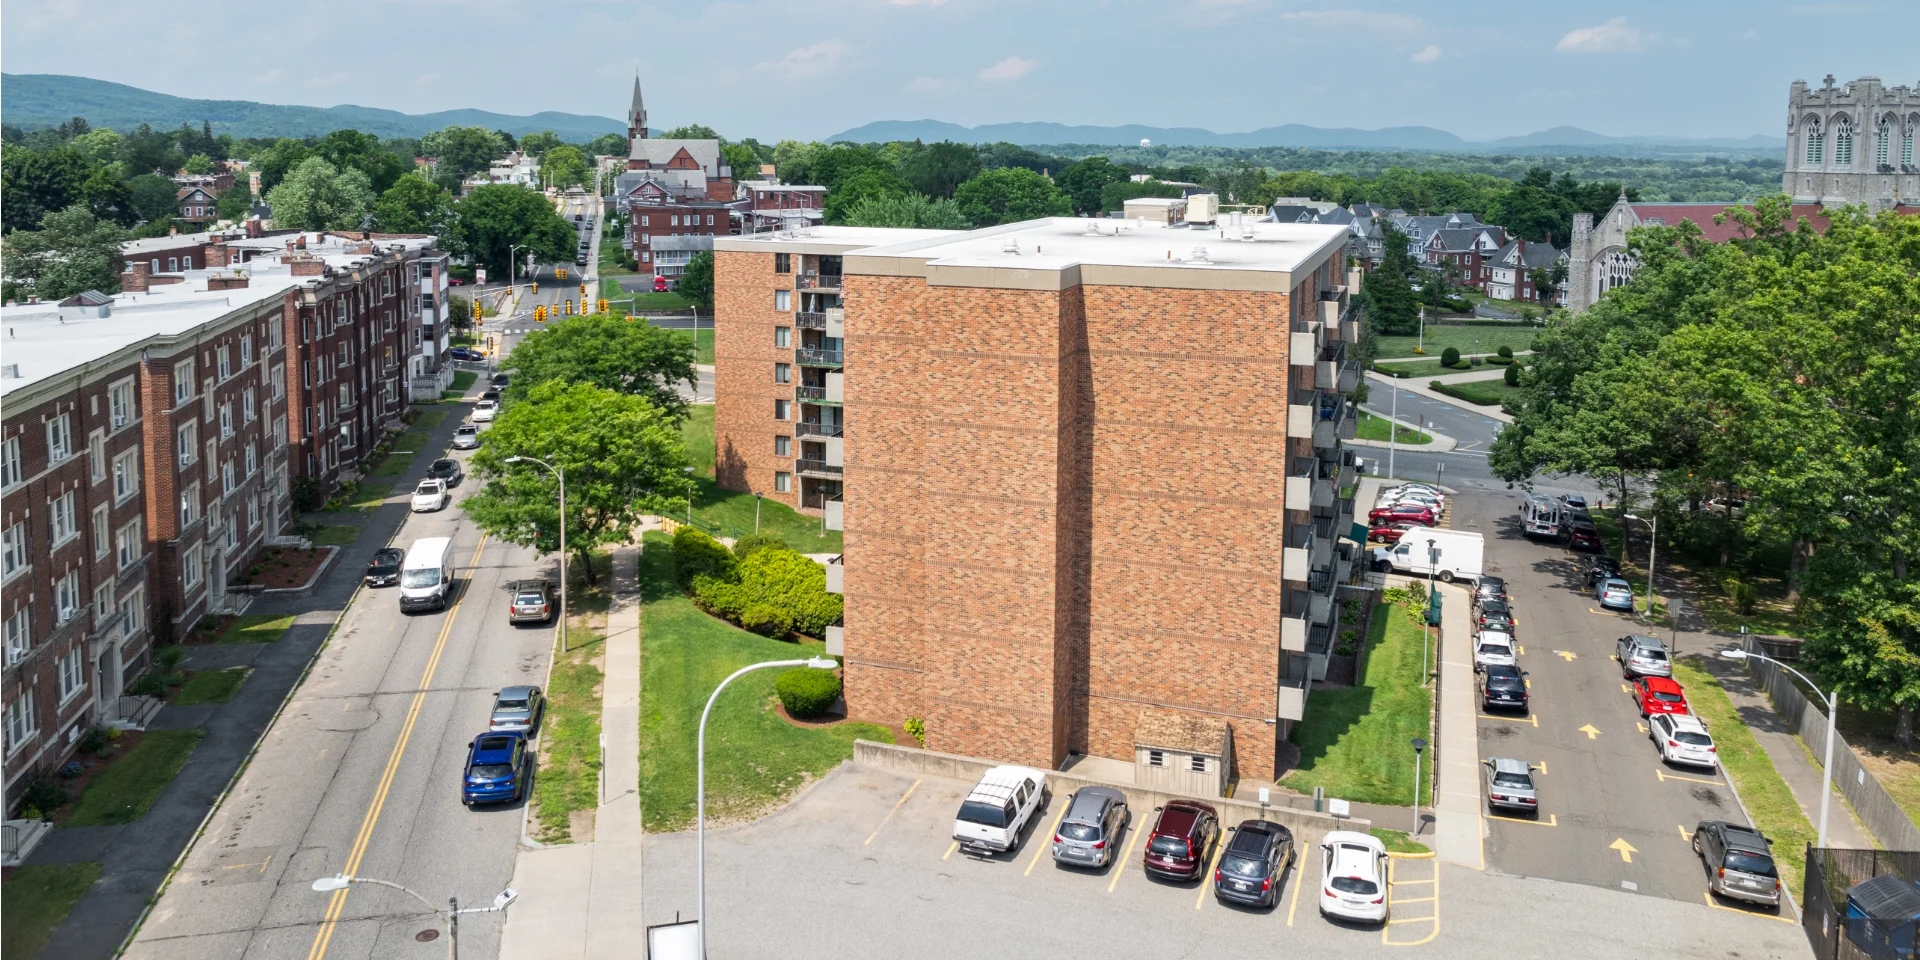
[696,657,837,957]
[508,244,524,293]
[1721,648,1838,847]
[1624,513,1659,619]
[505,455,567,651]
[1411,737,1429,837]
[309,873,516,960]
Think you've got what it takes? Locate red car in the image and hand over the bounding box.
[448,276,466,286]
[1368,521,1415,543]
[1142,800,1220,881]
[653,275,670,292]
[1633,676,1689,717]
[1368,503,1436,526]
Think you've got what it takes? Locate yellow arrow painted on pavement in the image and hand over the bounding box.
[1556,650,1577,661]
[1610,838,1638,863]
[1637,721,1649,734]
[1579,724,1600,739]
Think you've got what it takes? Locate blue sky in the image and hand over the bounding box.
[2,0,1914,141]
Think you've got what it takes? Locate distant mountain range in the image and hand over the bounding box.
[827,119,1784,154]
[2,74,626,141]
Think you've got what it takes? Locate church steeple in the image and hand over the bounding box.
[627,74,648,142]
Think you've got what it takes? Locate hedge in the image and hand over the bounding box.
[1504,362,1521,386]
[1440,347,1461,367]
[1428,379,1507,406]
[685,536,843,638]
[775,668,842,718]
[732,533,787,562]
[672,526,735,588]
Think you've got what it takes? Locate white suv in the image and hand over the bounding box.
[952,765,1048,856]
[1651,713,1718,769]
[1319,830,1390,923]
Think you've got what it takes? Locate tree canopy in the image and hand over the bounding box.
[677,251,714,311]
[420,125,506,181]
[372,172,454,235]
[840,193,972,229]
[953,167,1071,226]
[453,184,574,278]
[540,145,588,189]
[1,204,130,301]
[502,311,698,423]
[265,156,375,231]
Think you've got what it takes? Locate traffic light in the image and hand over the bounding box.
[579,283,587,298]
[534,305,546,323]
[565,299,574,315]
[557,268,568,280]
[531,282,539,294]
[597,298,609,313]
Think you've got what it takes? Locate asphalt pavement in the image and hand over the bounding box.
[124,395,557,960]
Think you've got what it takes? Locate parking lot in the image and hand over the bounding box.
[638,764,1810,959]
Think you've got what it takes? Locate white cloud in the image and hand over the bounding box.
[1279,10,1420,31]
[1410,44,1442,63]
[306,72,348,87]
[1556,17,1649,54]
[977,56,1036,81]
[751,40,850,81]
[906,76,944,92]
[252,68,284,84]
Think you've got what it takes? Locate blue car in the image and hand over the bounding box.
[462,731,530,806]
[447,347,484,362]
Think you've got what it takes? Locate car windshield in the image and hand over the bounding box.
[515,592,544,604]
[1149,835,1192,857]
[1724,852,1777,877]
[401,568,441,589]
[495,699,529,713]
[433,460,455,472]
[1478,643,1510,655]
[468,764,513,780]
[1220,854,1266,877]
[415,483,439,495]
[457,426,476,435]
[1492,772,1532,788]
[957,801,1010,828]
[1486,674,1525,690]
[1059,822,1100,842]
[1653,691,1685,703]
[370,553,401,569]
[1674,730,1713,746]
[1638,649,1670,662]
[1330,876,1379,895]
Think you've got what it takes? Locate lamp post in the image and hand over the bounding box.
[1417,305,1426,354]
[697,657,838,958]
[309,873,516,960]
[507,244,524,295]
[1720,648,1838,847]
[753,493,762,535]
[683,465,696,528]
[505,456,566,651]
[1624,512,1658,619]
[1411,737,1428,837]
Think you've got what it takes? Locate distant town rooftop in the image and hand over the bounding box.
[714,225,957,255]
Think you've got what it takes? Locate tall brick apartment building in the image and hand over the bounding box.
[712,216,1365,786]
[1,231,441,808]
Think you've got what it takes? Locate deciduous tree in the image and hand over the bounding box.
[372,173,454,234]
[1055,156,1131,216]
[502,312,698,423]
[676,251,714,310]
[1,204,130,301]
[453,183,574,278]
[265,156,375,231]
[953,167,1071,226]
[841,193,972,229]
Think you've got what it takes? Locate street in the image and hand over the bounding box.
[124,404,556,960]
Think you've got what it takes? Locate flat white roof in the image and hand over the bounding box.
[855,217,1348,277]
[714,225,955,255]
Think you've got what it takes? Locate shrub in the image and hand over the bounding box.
[1504,362,1520,387]
[903,716,927,746]
[1497,344,1513,359]
[731,533,789,562]
[1440,346,1461,367]
[127,671,169,697]
[774,667,842,718]
[157,646,186,671]
[78,724,112,756]
[734,549,843,636]
[19,774,67,814]
[738,602,795,638]
[672,526,735,588]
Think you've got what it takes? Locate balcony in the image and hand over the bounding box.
[1278,674,1309,722]
[1313,396,1352,451]
[1281,609,1309,652]
[824,555,843,594]
[796,311,827,330]
[1282,524,1313,584]
[795,459,843,478]
[1315,340,1347,392]
[1310,516,1336,573]
[1290,319,1322,368]
[796,385,841,405]
[797,348,843,368]
[1308,570,1338,624]
[796,272,842,291]
[1286,458,1332,513]
[795,421,843,438]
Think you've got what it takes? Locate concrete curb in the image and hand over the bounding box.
[1365,371,1515,424]
[1347,410,1458,453]
[255,545,339,598]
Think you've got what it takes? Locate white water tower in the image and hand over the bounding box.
[1139,138,1151,148]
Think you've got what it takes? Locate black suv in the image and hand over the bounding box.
[1693,820,1780,909]
[1472,576,1507,611]
[1479,663,1529,711]
[1583,554,1623,586]
[1475,597,1516,633]
[428,458,464,487]
[365,547,404,587]
[1214,820,1295,908]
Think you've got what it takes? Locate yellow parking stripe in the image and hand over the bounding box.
[1383,855,1441,947]
[1702,892,1798,923]
[1107,819,1142,893]
[1656,769,1725,786]
[865,779,920,846]
[1286,856,1306,925]
[1484,812,1559,827]
[1026,806,1070,876]
[1194,835,1228,910]
[941,840,958,861]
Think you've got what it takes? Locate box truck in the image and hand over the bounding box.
[398,536,455,613]
[1370,529,1485,583]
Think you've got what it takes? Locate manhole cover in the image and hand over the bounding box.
[416,929,440,942]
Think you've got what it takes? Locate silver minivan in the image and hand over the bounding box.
[1050,785,1128,868]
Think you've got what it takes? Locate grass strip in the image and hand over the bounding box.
[1282,601,1433,806]
[1370,828,1431,854]
[639,531,890,832]
[308,524,359,546]
[1355,413,1432,445]
[65,729,204,826]
[173,667,249,705]
[531,631,605,842]
[1376,327,1537,360]
[2,861,103,958]
[676,406,841,552]
[1427,378,1521,407]
[213,613,295,644]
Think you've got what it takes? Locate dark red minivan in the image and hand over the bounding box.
[1142,800,1220,881]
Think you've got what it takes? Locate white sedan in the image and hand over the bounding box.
[452,424,481,450]
[1319,830,1389,924]
[472,399,498,423]
[410,479,451,513]
[1474,630,1518,672]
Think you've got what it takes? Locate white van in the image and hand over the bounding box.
[1520,494,1564,539]
[398,536,455,613]
[1370,529,1484,583]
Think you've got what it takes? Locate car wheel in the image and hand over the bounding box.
[1690,835,1702,855]
[1439,570,1455,583]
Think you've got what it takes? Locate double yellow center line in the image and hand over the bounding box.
[306,535,488,960]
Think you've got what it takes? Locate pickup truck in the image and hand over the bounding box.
[952,765,1048,856]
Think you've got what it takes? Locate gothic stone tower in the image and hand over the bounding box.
[627,74,649,146]
[1785,75,1920,212]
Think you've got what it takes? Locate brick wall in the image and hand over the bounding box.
[713,251,797,508]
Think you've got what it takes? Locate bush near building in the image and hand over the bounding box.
[672,527,843,638]
[776,668,842,718]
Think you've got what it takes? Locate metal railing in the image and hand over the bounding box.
[796,385,837,403]
[794,459,842,476]
[796,272,843,290]
[795,311,827,330]
[794,422,843,438]
[796,348,844,367]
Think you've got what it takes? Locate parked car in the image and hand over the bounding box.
[1050,786,1128,869]
[365,547,405,587]
[1380,488,1444,509]
[1474,630,1518,672]
[1566,520,1604,552]
[1472,576,1508,610]
[480,388,501,402]
[1214,820,1295,908]
[1368,521,1416,544]
[452,424,481,450]
[652,275,669,292]
[1143,800,1221,881]
[1616,634,1673,679]
[1318,830,1389,924]
[1482,757,1541,814]
[448,276,467,286]
[1694,820,1781,909]
[1475,597,1516,632]
[1595,577,1635,611]
[1633,676,1690,717]
[447,346,483,362]
[1368,503,1436,526]
[428,458,465,487]
[462,731,531,805]
[471,400,498,423]
[490,373,510,388]
[1384,482,1445,502]
[1479,663,1529,711]
[952,765,1048,856]
[488,685,545,733]
[1651,713,1719,769]
[1559,494,1589,511]
[508,579,555,625]
[1582,555,1623,586]
[410,479,451,513]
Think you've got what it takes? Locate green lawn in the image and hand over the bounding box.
[3,861,102,959]
[173,667,249,705]
[638,532,892,831]
[449,370,478,393]
[1672,656,1817,899]
[309,524,361,546]
[1371,357,1475,379]
[1370,827,1431,854]
[1428,378,1523,407]
[532,624,604,842]
[366,406,453,479]
[1376,327,1538,360]
[1282,601,1433,806]
[65,729,204,826]
[1354,413,1432,445]
[671,327,715,365]
[212,613,295,644]
[677,406,842,552]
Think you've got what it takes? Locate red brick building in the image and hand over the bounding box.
[713,217,1365,787]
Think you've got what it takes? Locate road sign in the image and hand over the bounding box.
[476,269,487,285]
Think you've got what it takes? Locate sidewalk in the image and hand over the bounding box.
[1432,580,1485,868]
[498,544,646,960]
[1429,368,1511,385]
[1365,371,1514,424]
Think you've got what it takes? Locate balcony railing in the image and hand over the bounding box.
[795,421,843,438]
[795,311,827,330]
[796,384,841,404]
[796,272,843,290]
[797,348,844,367]
[795,459,843,477]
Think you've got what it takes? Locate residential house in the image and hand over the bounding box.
[1485,239,1571,305]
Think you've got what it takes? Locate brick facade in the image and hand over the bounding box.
[714,251,799,507]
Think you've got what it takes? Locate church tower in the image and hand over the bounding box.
[627,74,649,145]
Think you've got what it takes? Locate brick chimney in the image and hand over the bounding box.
[289,257,325,277]
[206,240,230,268]
[206,273,250,291]
[295,234,308,251]
[245,217,263,239]
[121,260,152,293]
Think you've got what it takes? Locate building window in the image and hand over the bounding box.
[774,471,791,492]
[49,490,78,547]
[640,215,649,226]
[3,609,30,666]
[706,214,714,226]
[1807,126,1824,164]
[1,523,27,581]
[58,646,84,703]
[217,344,232,380]
[181,482,200,527]
[774,399,790,421]
[119,586,145,637]
[53,571,80,624]
[641,252,650,263]
[46,413,73,463]
[775,363,791,384]
[168,257,178,271]
[4,687,35,752]
[775,435,791,457]
[92,503,110,559]
[245,442,257,477]
[183,543,203,590]
[219,403,234,439]
[775,290,791,311]
[246,496,260,530]
[670,215,680,226]
[1147,750,1165,768]
[113,448,140,502]
[116,518,143,570]
[1189,754,1208,773]
[0,437,19,489]
[94,582,113,625]
[774,253,791,273]
[240,334,254,366]
[87,431,105,483]
[774,326,790,348]
[223,460,237,495]
[110,379,136,428]
[178,421,197,467]
[243,389,257,424]
[1835,118,1854,165]
[175,360,196,404]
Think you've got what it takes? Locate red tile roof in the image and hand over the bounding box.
[1628,203,1833,243]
